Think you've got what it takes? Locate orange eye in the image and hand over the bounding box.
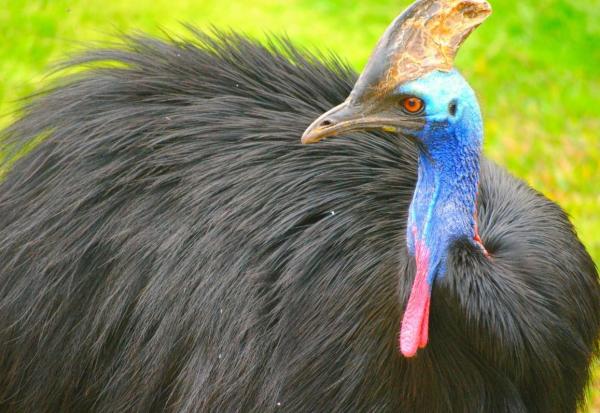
[401,97,424,114]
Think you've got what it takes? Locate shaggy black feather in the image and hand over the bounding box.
[0,30,598,412]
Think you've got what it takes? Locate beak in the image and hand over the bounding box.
[301,101,396,144]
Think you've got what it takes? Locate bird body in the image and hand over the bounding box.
[0,32,598,412]
[1,0,599,409]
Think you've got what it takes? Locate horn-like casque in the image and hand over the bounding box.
[351,0,492,101]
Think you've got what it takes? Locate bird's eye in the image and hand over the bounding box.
[400,96,425,114]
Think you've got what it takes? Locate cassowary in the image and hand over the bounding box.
[0,0,598,411]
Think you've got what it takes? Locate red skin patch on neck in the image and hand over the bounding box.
[400,207,489,357]
[399,238,431,357]
[473,211,490,258]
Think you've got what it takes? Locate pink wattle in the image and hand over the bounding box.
[399,239,431,357]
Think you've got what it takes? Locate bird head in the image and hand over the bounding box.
[301,0,491,152]
[302,0,492,358]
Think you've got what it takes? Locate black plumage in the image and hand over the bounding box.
[0,31,598,412]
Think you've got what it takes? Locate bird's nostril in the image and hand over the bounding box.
[320,119,333,127]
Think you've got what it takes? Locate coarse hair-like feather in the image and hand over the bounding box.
[0,29,598,412]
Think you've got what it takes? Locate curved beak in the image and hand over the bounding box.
[301,101,397,144]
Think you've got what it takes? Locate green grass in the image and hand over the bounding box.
[2,0,599,410]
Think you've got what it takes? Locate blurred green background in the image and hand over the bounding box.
[1,0,599,410]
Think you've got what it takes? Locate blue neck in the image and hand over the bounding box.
[407,144,480,281]
[406,100,483,284]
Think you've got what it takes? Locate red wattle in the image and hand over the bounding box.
[399,240,431,357]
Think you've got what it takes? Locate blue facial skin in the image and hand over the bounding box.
[398,69,484,285]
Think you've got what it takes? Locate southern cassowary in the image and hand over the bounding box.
[0,0,598,411]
